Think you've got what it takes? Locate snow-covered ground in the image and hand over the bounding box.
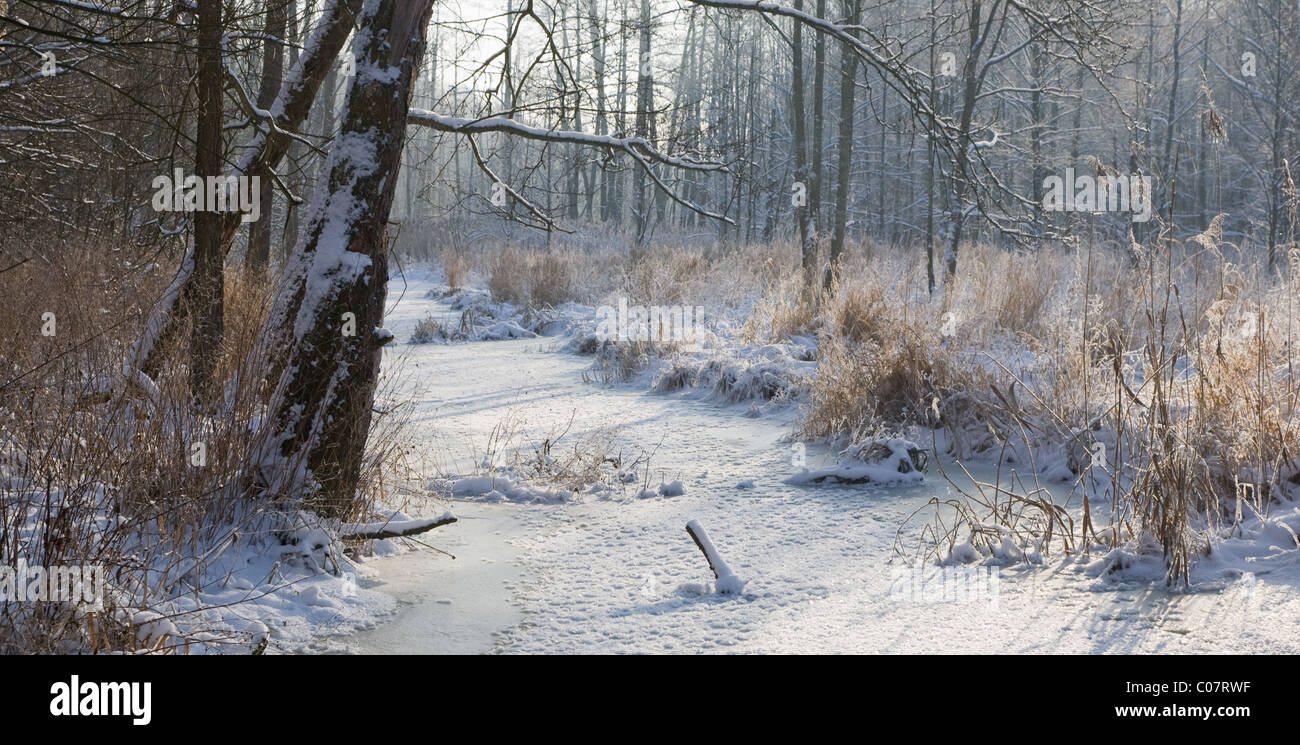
[331,268,1300,654]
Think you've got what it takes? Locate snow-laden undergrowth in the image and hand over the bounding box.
[410,243,1300,590]
[0,455,424,653]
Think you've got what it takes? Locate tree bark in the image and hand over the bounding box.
[251,0,434,518]
[924,0,937,294]
[131,0,364,380]
[282,0,306,259]
[1161,0,1184,228]
[633,0,653,247]
[587,0,610,222]
[827,0,860,289]
[810,0,826,248]
[791,0,813,284]
[191,0,225,396]
[246,0,287,272]
[944,0,985,285]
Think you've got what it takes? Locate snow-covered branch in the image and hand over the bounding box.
[408,109,733,225]
[685,520,746,595]
[407,110,727,173]
[339,513,457,541]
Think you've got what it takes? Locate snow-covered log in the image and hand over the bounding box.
[339,513,458,541]
[685,520,747,595]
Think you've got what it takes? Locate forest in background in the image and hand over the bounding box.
[4,1,1298,271]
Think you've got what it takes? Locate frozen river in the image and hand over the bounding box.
[338,272,1299,654]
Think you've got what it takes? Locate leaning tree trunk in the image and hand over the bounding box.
[130,0,364,380]
[249,0,434,518]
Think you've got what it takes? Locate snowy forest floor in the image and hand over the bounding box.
[327,267,1300,654]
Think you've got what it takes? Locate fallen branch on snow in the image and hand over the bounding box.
[685,520,746,595]
[339,512,457,540]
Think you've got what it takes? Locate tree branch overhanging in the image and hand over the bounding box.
[407,109,735,225]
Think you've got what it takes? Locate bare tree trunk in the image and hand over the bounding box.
[587,0,610,222]
[1028,41,1043,237]
[282,0,306,259]
[191,0,225,396]
[1161,0,1184,227]
[1195,12,1210,232]
[564,8,581,222]
[633,0,653,247]
[924,0,937,294]
[612,1,629,225]
[251,0,435,518]
[791,0,813,284]
[944,0,985,285]
[810,0,826,252]
[246,0,287,272]
[1267,4,1285,272]
[131,0,363,380]
[826,0,860,289]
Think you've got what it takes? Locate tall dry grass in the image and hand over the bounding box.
[734,230,1296,582]
[442,249,470,292]
[487,248,579,309]
[1087,227,1300,583]
[0,245,415,652]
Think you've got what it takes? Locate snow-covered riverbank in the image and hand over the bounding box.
[328,269,1300,654]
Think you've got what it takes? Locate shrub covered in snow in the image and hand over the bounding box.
[410,315,448,344]
[787,438,928,486]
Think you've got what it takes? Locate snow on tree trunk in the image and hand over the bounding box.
[130,0,364,380]
[249,0,434,518]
